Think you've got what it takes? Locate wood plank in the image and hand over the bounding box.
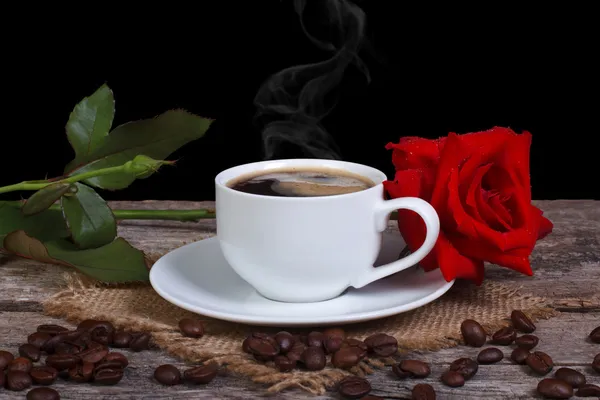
[0,312,598,399]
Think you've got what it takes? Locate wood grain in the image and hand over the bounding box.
[0,200,599,399]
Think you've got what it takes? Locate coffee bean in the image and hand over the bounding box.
[112,331,132,348]
[391,363,410,379]
[589,326,600,344]
[26,387,61,400]
[286,341,307,364]
[0,350,15,369]
[81,345,110,364]
[68,362,94,383]
[95,361,124,375]
[526,351,554,375]
[576,384,600,397]
[361,396,384,400]
[178,318,205,338]
[94,366,124,385]
[274,331,295,353]
[491,326,516,345]
[100,352,129,368]
[90,327,113,346]
[54,342,82,356]
[245,334,280,360]
[30,366,58,385]
[41,330,82,354]
[130,332,151,352]
[322,327,346,340]
[154,364,182,385]
[515,334,539,350]
[184,363,219,384]
[363,333,398,357]
[8,357,33,373]
[449,358,479,380]
[307,331,325,348]
[593,353,600,373]
[332,347,364,369]
[441,370,465,387]
[398,360,431,378]
[6,370,33,391]
[537,378,573,399]
[477,347,504,364]
[302,346,326,371]
[412,383,436,400]
[37,324,69,336]
[27,332,51,349]
[511,310,536,333]
[338,375,371,399]
[341,338,368,358]
[554,367,586,388]
[510,347,530,364]
[45,354,80,371]
[18,344,41,362]
[324,336,343,354]
[460,319,487,347]
[274,355,296,372]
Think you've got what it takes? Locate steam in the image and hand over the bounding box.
[253,0,369,160]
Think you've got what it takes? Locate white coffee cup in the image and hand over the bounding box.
[215,159,440,303]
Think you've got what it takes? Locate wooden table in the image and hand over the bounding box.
[1,200,598,399]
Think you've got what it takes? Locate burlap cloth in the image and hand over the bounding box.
[42,236,557,395]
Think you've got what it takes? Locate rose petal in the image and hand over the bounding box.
[385,136,446,171]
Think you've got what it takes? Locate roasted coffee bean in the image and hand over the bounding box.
[27,332,51,349]
[510,347,530,364]
[6,370,33,391]
[178,318,205,338]
[37,324,69,336]
[68,362,94,383]
[183,362,219,384]
[361,396,384,400]
[322,327,346,340]
[391,363,410,379]
[54,342,82,356]
[274,331,295,353]
[589,326,600,344]
[0,349,15,369]
[338,375,371,399]
[477,347,504,364]
[45,354,80,371]
[90,327,113,346]
[154,364,181,385]
[576,384,600,397]
[41,331,82,354]
[593,353,600,373]
[30,366,58,385]
[94,366,124,385]
[515,334,539,350]
[526,351,554,375]
[412,383,436,400]
[274,355,296,372]
[245,334,280,360]
[491,326,516,345]
[0,371,4,387]
[341,338,368,358]
[460,319,487,347]
[449,358,479,380]
[554,367,586,388]
[511,310,536,333]
[332,347,364,369]
[95,361,125,374]
[441,370,465,387]
[78,344,109,364]
[324,336,343,354]
[26,387,61,400]
[302,346,326,371]
[112,331,132,348]
[8,357,33,373]
[286,341,307,364]
[130,332,151,352]
[18,344,41,362]
[537,378,573,399]
[100,352,129,368]
[363,333,398,357]
[398,360,431,378]
[76,319,99,331]
[307,331,324,348]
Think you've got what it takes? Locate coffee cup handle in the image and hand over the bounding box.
[351,197,440,289]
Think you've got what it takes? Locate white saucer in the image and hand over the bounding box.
[149,232,455,327]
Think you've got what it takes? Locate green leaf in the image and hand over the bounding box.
[64,110,214,190]
[66,84,115,162]
[2,230,149,282]
[61,183,117,249]
[0,201,69,242]
[21,183,76,216]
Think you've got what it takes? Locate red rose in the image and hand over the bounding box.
[383,127,553,284]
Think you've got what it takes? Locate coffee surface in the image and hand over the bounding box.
[228,168,374,197]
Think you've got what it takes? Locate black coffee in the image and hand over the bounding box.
[228,168,375,197]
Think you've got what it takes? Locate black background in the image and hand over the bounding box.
[2,2,597,201]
